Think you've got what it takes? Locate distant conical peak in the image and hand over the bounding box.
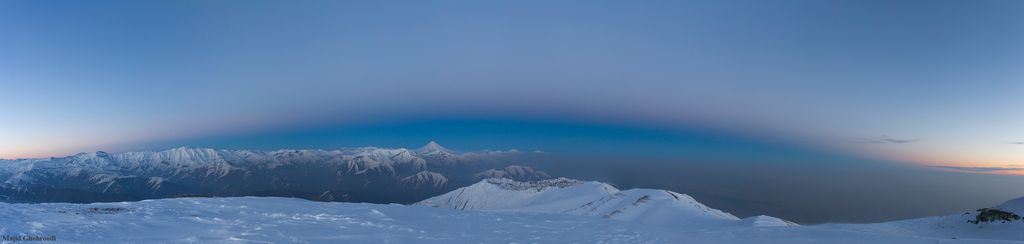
[418,141,451,153]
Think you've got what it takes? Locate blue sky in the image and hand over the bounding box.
[1,0,1022,172]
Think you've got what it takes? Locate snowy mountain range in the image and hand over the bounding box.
[2,144,1021,242]
[0,178,1019,243]
[0,142,551,204]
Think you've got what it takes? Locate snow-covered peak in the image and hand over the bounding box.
[416,141,452,154]
[561,188,740,227]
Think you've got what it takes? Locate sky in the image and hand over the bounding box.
[1,0,1023,175]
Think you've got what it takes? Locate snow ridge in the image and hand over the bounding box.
[417,178,760,228]
[0,142,513,186]
[484,177,585,191]
[400,171,449,189]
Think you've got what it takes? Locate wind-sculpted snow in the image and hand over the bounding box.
[417,178,614,211]
[0,142,547,204]
[0,196,1020,243]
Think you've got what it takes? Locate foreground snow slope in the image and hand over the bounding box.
[0,197,1019,243]
[417,178,1024,242]
[856,196,1024,241]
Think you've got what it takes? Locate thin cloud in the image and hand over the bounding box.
[932,165,1024,174]
[1010,142,1024,145]
[852,135,917,144]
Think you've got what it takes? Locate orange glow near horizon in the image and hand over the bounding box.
[836,140,1024,176]
[926,163,1024,176]
[909,156,1024,176]
[0,147,84,160]
[896,152,1024,175]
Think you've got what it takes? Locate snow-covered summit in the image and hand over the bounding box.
[416,141,452,154]
[414,141,468,165]
[418,178,766,228]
